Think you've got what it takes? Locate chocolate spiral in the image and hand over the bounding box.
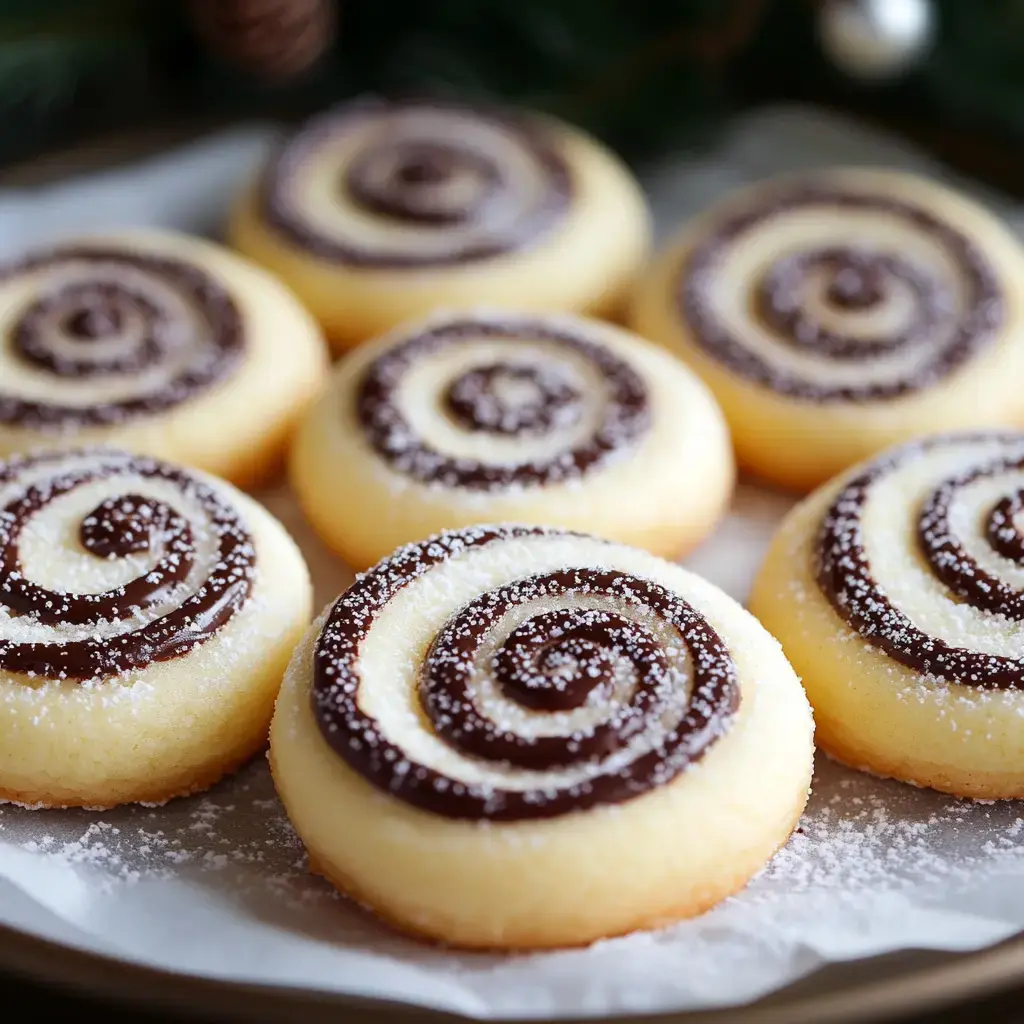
[817,433,1024,687]
[0,246,244,431]
[261,98,573,267]
[444,364,583,437]
[312,526,739,821]
[0,449,255,680]
[357,316,650,489]
[679,185,1004,402]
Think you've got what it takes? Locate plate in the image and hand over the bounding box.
[1,106,1024,1022]
[2,922,1024,1023]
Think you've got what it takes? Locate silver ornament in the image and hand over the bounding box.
[818,0,935,81]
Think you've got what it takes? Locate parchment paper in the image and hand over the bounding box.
[1,106,1023,1021]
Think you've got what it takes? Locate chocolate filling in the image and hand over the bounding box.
[443,363,582,437]
[0,451,255,679]
[356,317,649,490]
[261,97,573,267]
[1,247,244,430]
[679,186,1003,402]
[312,526,739,821]
[817,435,1024,686]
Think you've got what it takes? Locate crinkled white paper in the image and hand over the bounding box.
[0,107,1023,1021]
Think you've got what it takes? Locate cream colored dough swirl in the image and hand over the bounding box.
[354,314,650,489]
[0,448,256,680]
[257,98,572,267]
[270,527,814,948]
[0,447,312,809]
[230,99,651,348]
[675,185,1003,401]
[289,311,734,569]
[0,230,328,487]
[632,169,1024,490]
[751,431,1024,799]
[310,525,739,820]
[0,243,244,429]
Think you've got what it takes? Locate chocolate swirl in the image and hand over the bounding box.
[0,246,244,430]
[261,98,572,267]
[0,449,255,680]
[356,316,650,489]
[312,526,739,821]
[679,184,1004,402]
[816,433,1024,687]
[444,364,583,437]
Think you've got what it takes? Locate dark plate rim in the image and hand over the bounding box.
[1,919,1023,1024]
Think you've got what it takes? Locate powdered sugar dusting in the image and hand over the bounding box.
[755,758,1024,900]
[817,432,1024,687]
[356,315,651,491]
[0,760,333,908]
[3,753,1024,1021]
[311,525,739,820]
[0,447,256,684]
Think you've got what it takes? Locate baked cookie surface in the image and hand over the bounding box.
[0,229,329,488]
[289,310,734,570]
[270,525,814,949]
[230,98,650,350]
[632,168,1024,491]
[751,431,1024,799]
[0,448,312,809]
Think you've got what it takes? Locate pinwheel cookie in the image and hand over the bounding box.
[289,310,734,569]
[632,169,1024,491]
[230,97,651,349]
[0,230,328,487]
[0,448,311,809]
[270,526,814,949]
[752,431,1024,799]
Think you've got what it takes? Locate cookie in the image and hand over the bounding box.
[229,97,651,351]
[631,168,1024,491]
[0,448,312,809]
[269,525,814,949]
[0,230,329,488]
[750,431,1024,800]
[289,310,734,570]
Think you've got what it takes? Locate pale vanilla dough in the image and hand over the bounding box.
[229,102,651,351]
[289,310,736,571]
[0,449,312,809]
[270,526,814,949]
[751,432,1024,799]
[0,229,329,489]
[632,168,1024,492]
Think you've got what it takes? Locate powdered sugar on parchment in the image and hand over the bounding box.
[6,753,1024,905]
[0,761,336,906]
[3,749,1024,1021]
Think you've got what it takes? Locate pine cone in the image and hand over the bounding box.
[190,0,336,80]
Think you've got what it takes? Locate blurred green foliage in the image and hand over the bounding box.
[0,0,1019,167]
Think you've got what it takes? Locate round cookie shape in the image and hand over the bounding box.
[229,97,651,350]
[749,430,1024,800]
[631,168,1024,491]
[0,230,329,488]
[0,447,312,809]
[269,525,814,949]
[289,310,735,570]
